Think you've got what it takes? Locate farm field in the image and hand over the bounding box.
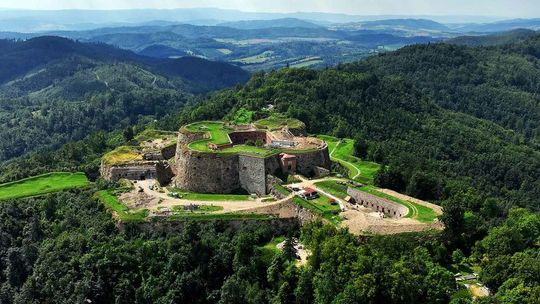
[319,135,380,184]
[0,172,90,201]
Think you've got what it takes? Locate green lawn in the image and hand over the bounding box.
[320,135,380,184]
[186,121,278,157]
[254,115,305,130]
[314,180,349,199]
[167,188,251,201]
[185,121,231,145]
[293,196,342,225]
[95,190,149,221]
[357,185,438,223]
[0,172,90,201]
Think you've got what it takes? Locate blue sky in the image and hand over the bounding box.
[1,0,539,18]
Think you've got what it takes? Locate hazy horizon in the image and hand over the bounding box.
[0,0,538,19]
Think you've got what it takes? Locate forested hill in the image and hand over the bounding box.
[446,29,537,46]
[0,36,249,91]
[346,34,540,148]
[0,36,249,162]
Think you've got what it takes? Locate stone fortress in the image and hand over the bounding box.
[172,120,332,195]
[101,118,332,196]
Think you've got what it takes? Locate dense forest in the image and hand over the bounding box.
[0,190,537,303]
[1,34,540,303]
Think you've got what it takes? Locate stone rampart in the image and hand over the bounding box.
[174,150,241,193]
[347,187,408,218]
[101,161,157,181]
[291,145,332,177]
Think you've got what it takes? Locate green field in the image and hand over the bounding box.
[358,185,438,223]
[293,196,342,224]
[95,190,149,221]
[319,135,380,184]
[167,188,251,201]
[0,172,90,201]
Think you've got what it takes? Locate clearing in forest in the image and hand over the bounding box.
[0,172,90,201]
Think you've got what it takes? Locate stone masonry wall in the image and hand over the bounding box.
[101,162,157,181]
[347,187,408,218]
[292,145,332,177]
[174,150,241,194]
[238,155,266,195]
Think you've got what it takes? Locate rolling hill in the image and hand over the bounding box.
[218,18,323,29]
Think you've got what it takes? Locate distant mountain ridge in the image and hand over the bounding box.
[447,29,538,46]
[218,18,322,29]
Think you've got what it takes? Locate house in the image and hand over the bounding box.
[300,187,318,200]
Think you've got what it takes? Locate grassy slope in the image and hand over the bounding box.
[314,180,349,199]
[95,190,148,221]
[0,172,90,201]
[102,146,142,165]
[320,135,380,184]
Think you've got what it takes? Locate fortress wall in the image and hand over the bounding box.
[347,187,409,218]
[177,130,205,148]
[173,151,241,194]
[264,155,281,176]
[161,144,177,160]
[292,146,332,177]
[101,162,157,181]
[238,155,267,195]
